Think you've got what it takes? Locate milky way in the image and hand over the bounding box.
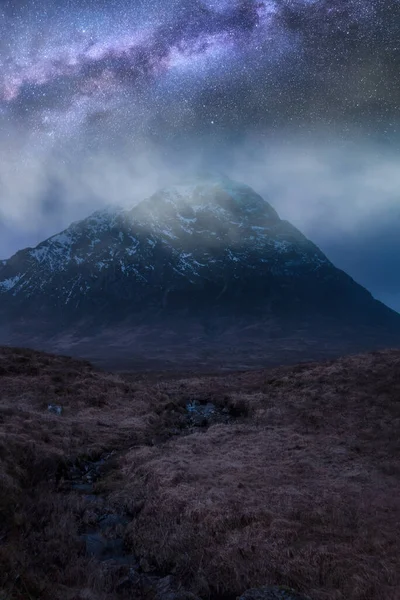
[0,0,398,146]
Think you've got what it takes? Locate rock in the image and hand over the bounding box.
[115,570,142,594]
[71,483,94,493]
[97,513,130,530]
[98,563,142,595]
[237,586,311,600]
[47,404,62,415]
[139,557,152,573]
[155,575,201,600]
[184,401,231,428]
[80,533,124,561]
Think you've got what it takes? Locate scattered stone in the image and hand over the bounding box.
[184,401,231,428]
[47,404,62,415]
[59,448,208,600]
[61,451,118,492]
[238,585,311,600]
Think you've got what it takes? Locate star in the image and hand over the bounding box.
[0,0,396,151]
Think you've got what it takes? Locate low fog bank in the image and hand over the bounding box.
[0,132,399,312]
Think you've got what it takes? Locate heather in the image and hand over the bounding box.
[1,347,399,599]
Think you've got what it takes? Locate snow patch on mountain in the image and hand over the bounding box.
[0,275,22,291]
[0,177,333,309]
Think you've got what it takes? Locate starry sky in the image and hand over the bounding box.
[0,0,399,309]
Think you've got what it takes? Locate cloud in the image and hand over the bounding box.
[0,0,397,315]
[0,130,398,313]
[229,134,400,236]
[226,133,400,304]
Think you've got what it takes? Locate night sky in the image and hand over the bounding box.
[0,1,399,310]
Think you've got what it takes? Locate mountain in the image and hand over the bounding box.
[0,175,399,368]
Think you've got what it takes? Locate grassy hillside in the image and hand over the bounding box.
[0,347,399,599]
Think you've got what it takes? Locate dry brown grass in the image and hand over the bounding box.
[0,346,400,599]
[0,346,165,599]
[116,350,400,600]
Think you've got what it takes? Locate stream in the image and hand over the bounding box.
[55,401,308,600]
[59,449,200,599]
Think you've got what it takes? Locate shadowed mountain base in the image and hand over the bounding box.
[0,310,399,371]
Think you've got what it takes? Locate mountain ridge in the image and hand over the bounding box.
[0,176,399,368]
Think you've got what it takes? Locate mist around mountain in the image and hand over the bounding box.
[0,176,399,369]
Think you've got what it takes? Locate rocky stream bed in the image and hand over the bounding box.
[54,401,311,600]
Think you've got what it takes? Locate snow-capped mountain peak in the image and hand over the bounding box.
[0,176,328,301]
[0,176,399,368]
[0,175,393,333]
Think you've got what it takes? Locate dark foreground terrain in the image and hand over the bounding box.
[1,346,399,600]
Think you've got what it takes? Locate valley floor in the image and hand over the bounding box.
[0,347,399,599]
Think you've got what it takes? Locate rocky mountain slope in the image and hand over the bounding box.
[0,176,399,367]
